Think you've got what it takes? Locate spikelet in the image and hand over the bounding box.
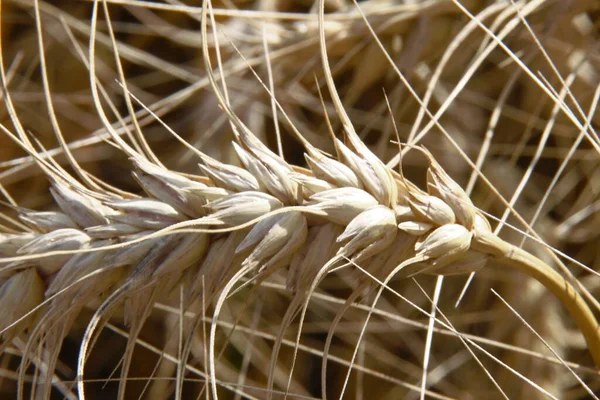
[336,205,398,261]
[106,198,186,229]
[424,149,476,229]
[288,223,343,293]
[131,156,208,218]
[198,152,263,192]
[19,210,78,232]
[201,191,283,225]
[307,187,379,225]
[0,233,39,256]
[49,180,111,228]
[16,229,91,276]
[304,151,362,189]
[236,211,308,272]
[0,268,44,345]
[414,223,472,260]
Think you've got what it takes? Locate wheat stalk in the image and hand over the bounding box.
[1,0,600,399]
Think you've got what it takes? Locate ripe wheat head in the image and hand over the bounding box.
[1,0,600,399]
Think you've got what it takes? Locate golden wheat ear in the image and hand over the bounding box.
[2,0,600,398]
[5,118,597,397]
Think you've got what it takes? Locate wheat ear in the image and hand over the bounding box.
[1,90,599,396]
[1,3,600,400]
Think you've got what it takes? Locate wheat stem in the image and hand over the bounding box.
[474,231,600,367]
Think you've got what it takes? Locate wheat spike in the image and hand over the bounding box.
[1,94,599,397]
[1,0,600,399]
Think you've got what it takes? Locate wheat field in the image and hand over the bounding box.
[1,0,600,399]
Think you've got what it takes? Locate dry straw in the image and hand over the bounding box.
[1,0,600,399]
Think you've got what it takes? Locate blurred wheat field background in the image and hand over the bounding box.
[1,0,600,399]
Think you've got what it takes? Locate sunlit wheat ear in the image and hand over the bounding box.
[1,84,598,399]
[2,2,600,399]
